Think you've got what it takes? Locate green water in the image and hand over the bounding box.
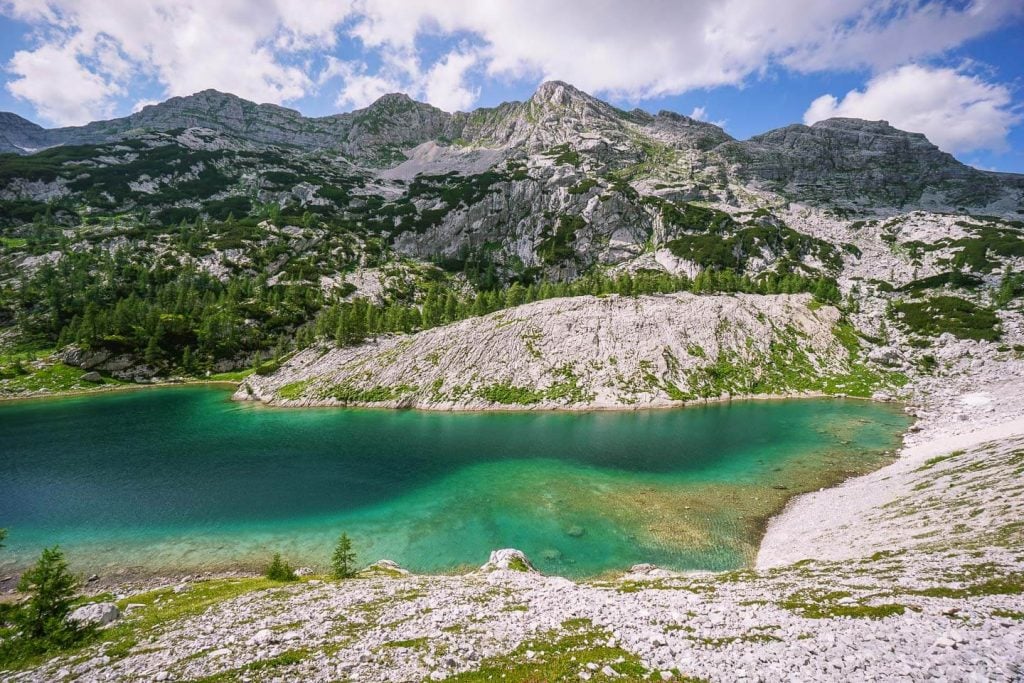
[0,387,909,578]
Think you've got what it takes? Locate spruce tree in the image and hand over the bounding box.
[16,547,78,640]
[331,533,357,579]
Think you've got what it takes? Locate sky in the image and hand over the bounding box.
[0,0,1023,172]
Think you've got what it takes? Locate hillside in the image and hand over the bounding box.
[237,293,898,410]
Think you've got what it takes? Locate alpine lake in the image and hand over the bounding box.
[0,386,909,578]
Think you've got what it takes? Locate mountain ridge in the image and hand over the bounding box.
[2,80,1018,214]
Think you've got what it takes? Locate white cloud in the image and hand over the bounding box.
[2,0,1022,125]
[423,50,479,112]
[803,64,1021,154]
[3,0,323,124]
[342,0,1023,100]
[325,58,403,109]
[7,41,122,125]
[131,98,160,113]
[688,105,727,129]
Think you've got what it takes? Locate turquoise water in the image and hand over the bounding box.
[0,387,909,578]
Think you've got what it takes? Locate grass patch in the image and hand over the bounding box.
[324,383,417,403]
[381,637,429,649]
[277,380,311,400]
[445,622,669,683]
[908,573,1024,599]
[779,590,906,619]
[205,368,254,382]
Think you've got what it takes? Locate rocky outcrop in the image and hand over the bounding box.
[718,118,1007,207]
[68,602,120,627]
[478,549,537,573]
[236,293,882,410]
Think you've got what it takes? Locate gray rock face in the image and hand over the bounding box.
[69,602,120,627]
[718,117,1003,207]
[0,112,49,153]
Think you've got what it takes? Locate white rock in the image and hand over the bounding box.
[479,548,537,573]
[69,602,120,627]
[250,629,277,645]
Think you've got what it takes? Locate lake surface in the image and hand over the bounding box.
[0,387,909,578]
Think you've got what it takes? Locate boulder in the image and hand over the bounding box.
[479,549,537,573]
[250,628,277,645]
[69,602,120,627]
[868,346,903,367]
[81,371,103,383]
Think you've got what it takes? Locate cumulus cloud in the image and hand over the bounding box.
[344,0,1023,99]
[7,41,122,124]
[2,0,1022,125]
[803,64,1021,154]
[422,50,480,112]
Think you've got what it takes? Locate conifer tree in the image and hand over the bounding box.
[331,533,357,579]
[17,547,78,640]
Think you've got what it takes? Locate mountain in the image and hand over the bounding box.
[4,80,1017,209]
[0,79,1022,395]
[720,117,1007,207]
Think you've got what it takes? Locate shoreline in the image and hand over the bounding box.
[242,388,850,413]
[1,377,894,415]
[757,412,1024,568]
[0,379,243,404]
[0,386,910,594]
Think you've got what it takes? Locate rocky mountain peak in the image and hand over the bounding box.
[364,92,423,113]
[529,80,595,106]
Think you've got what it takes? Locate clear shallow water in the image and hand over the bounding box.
[0,387,909,578]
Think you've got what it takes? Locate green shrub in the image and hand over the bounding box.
[893,296,1000,341]
[264,553,296,581]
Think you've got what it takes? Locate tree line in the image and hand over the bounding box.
[1,238,840,371]
[315,268,841,349]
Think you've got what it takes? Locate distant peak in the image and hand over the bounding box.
[369,92,418,108]
[186,89,245,102]
[530,80,593,105]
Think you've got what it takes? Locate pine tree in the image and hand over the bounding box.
[144,335,161,365]
[331,533,357,579]
[506,282,526,308]
[264,553,296,581]
[17,547,78,639]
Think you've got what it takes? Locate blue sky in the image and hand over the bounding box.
[1,1,1022,171]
